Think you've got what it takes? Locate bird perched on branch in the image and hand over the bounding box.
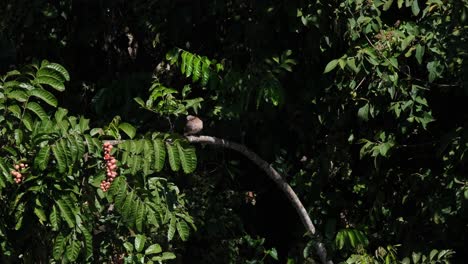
[184,115,203,136]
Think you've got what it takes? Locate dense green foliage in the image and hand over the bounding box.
[1,0,467,263]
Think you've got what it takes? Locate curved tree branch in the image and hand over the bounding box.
[186,135,333,264]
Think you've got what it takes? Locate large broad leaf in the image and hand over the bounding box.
[29,88,58,107]
[49,205,59,231]
[0,158,12,186]
[176,219,190,241]
[7,90,29,102]
[43,62,70,81]
[176,141,197,173]
[119,122,136,139]
[184,52,194,78]
[55,107,68,122]
[56,198,75,228]
[80,227,93,261]
[324,59,339,73]
[152,252,176,261]
[153,139,166,171]
[34,207,47,224]
[134,234,146,253]
[145,244,162,255]
[37,67,67,83]
[167,215,177,241]
[52,144,66,173]
[36,76,65,91]
[22,112,33,131]
[26,102,48,120]
[66,239,80,262]
[7,105,21,119]
[201,58,211,86]
[192,56,201,82]
[53,233,66,260]
[35,145,50,171]
[166,142,180,172]
[136,202,145,232]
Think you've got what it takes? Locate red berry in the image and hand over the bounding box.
[14,165,20,170]
[20,163,25,168]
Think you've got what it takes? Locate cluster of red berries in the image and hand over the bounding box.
[11,163,28,184]
[100,142,118,192]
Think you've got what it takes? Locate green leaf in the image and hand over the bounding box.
[153,139,166,171]
[324,59,339,73]
[346,58,359,73]
[397,0,404,8]
[415,44,425,64]
[192,56,201,82]
[411,0,420,16]
[53,233,66,260]
[335,231,345,249]
[201,58,211,86]
[80,227,93,261]
[22,112,33,131]
[268,248,279,260]
[7,105,21,119]
[119,122,136,139]
[55,107,68,122]
[379,142,393,157]
[176,141,197,173]
[7,90,29,102]
[52,144,66,173]
[34,207,47,224]
[168,215,176,241]
[14,129,23,144]
[383,0,393,11]
[50,205,59,231]
[134,97,146,108]
[136,202,145,232]
[35,145,50,171]
[29,88,58,107]
[180,51,187,74]
[145,244,162,255]
[66,239,80,262]
[185,53,194,78]
[27,102,48,120]
[358,103,370,121]
[36,76,65,91]
[412,252,421,263]
[122,191,135,224]
[152,252,176,261]
[427,61,443,82]
[56,198,75,228]
[176,219,190,241]
[42,62,70,81]
[166,142,180,171]
[134,234,146,253]
[347,229,357,248]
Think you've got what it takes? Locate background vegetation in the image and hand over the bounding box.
[0,0,467,263]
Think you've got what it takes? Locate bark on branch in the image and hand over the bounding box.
[186,135,333,264]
